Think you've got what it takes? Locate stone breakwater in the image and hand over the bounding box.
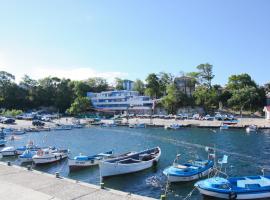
[124,118,270,129]
[0,162,156,200]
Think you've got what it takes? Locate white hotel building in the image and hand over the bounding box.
[87,90,153,113]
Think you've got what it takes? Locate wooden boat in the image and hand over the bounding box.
[32,147,69,164]
[195,175,270,199]
[68,151,113,170]
[18,150,37,163]
[163,154,213,182]
[99,147,161,178]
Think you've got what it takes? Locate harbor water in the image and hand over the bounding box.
[1,126,270,199]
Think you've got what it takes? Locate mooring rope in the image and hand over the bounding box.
[183,187,197,200]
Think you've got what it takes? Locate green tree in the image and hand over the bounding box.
[115,78,124,90]
[72,81,91,97]
[227,73,257,91]
[54,79,74,112]
[87,77,109,92]
[158,72,174,96]
[264,82,270,93]
[226,73,264,113]
[161,83,191,114]
[196,63,215,88]
[228,86,259,117]
[133,79,145,95]
[67,96,91,115]
[193,86,219,111]
[145,73,161,98]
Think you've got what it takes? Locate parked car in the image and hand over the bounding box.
[1,117,15,124]
[32,120,45,126]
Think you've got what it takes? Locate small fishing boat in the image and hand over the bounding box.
[101,123,117,127]
[12,129,26,135]
[18,150,37,163]
[32,147,69,164]
[53,125,73,131]
[16,141,41,155]
[163,154,214,182]
[99,147,161,178]
[0,146,17,156]
[72,124,84,128]
[164,124,182,130]
[2,128,14,135]
[195,175,270,199]
[129,123,146,128]
[246,125,257,133]
[68,151,113,170]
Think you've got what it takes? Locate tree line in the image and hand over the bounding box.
[0,64,269,115]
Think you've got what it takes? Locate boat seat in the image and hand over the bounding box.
[237,177,270,188]
[175,164,188,169]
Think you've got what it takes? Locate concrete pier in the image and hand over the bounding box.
[0,162,156,200]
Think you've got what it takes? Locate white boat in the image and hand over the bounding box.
[195,175,270,199]
[18,150,37,163]
[32,147,69,164]
[246,125,257,133]
[68,151,113,170]
[53,125,73,131]
[13,130,26,135]
[164,124,182,130]
[72,124,84,128]
[0,146,17,156]
[99,147,161,178]
[16,141,41,155]
[163,154,214,182]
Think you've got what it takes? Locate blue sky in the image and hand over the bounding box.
[0,0,269,85]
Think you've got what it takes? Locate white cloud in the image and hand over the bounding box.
[1,66,127,83]
[0,50,127,83]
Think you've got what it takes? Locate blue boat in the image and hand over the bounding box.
[16,141,41,155]
[0,139,7,146]
[195,175,270,199]
[163,154,214,182]
[18,150,37,163]
[68,151,113,170]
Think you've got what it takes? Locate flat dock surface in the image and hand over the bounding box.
[0,162,156,200]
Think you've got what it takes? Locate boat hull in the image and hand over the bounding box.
[1,150,16,156]
[19,157,33,163]
[68,159,99,170]
[33,153,68,164]
[100,147,161,177]
[197,187,270,199]
[166,168,213,182]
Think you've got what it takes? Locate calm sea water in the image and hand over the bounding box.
[2,127,270,199]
